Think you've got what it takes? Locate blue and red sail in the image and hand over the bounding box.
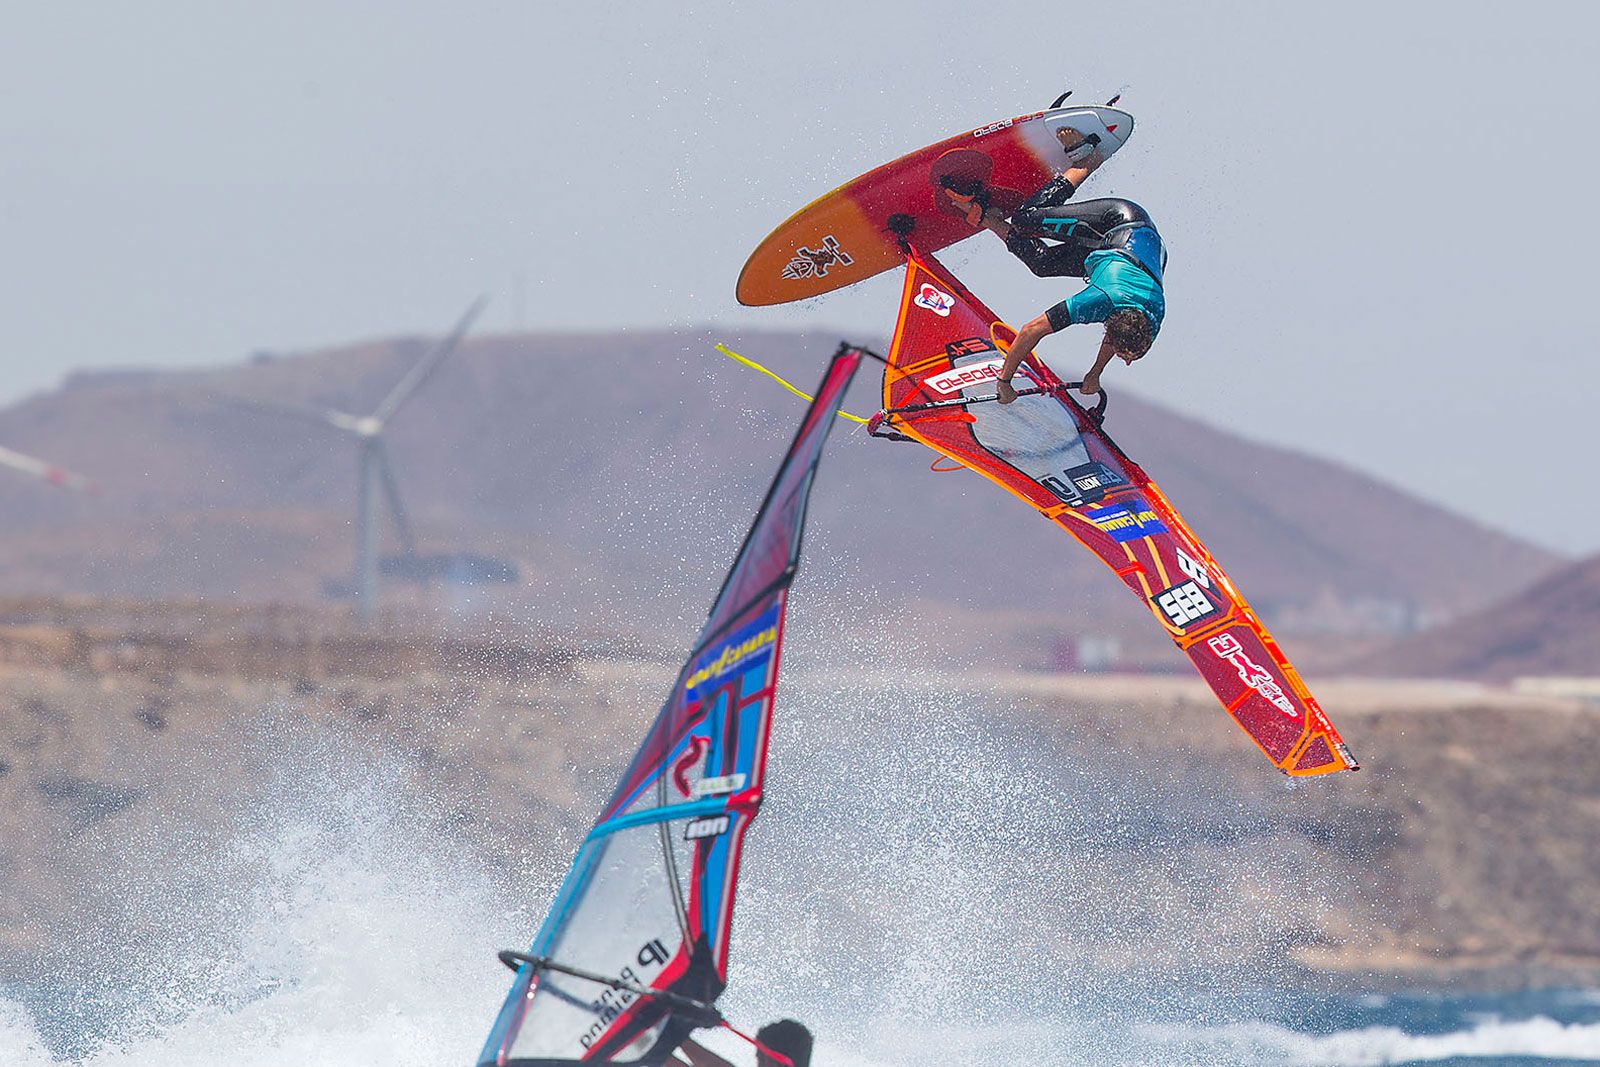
[476,346,864,1067]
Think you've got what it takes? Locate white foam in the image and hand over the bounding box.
[1143,1014,1600,1064]
[0,999,53,1067]
[0,720,544,1067]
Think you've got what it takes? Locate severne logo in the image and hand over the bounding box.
[926,358,1005,395]
[914,283,955,317]
[670,735,710,797]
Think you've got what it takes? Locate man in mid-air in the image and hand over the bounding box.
[944,133,1166,402]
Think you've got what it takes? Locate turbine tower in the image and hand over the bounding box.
[222,298,486,621]
[0,444,97,494]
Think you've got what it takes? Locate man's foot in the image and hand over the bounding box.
[1054,129,1102,163]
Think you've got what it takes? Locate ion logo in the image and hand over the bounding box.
[782,235,854,280]
[1152,580,1218,627]
[1041,462,1126,506]
[1066,462,1125,501]
[1207,633,1298,719]
[914,283,955,317]
[926,358,1004,395]
[684,814,730,841]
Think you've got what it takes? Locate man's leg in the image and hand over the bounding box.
[1018,173,1080,212]
[1011,197,1147,246]
[952,196,1088,278]
[1003,232,1089,278]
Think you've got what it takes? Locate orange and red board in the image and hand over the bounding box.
[737,105,1132,306]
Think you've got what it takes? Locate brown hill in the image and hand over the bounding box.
[1350,552,1600,680]
[0,328,1559,653]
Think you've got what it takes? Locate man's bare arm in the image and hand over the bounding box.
[1079,336,1119,395]
[996,313,1055,404]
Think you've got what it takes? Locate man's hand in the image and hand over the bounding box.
[995,313,1054,399]
[1078,373,1100,396]
[996,379,1018,405]
[943,190,990,228]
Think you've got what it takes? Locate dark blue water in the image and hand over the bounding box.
[1166,986,1600,1065]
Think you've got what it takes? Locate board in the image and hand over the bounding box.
[736,105,1133,306]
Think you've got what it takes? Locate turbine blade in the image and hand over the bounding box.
[371,296,487,425]
[208,390,364,435]
[373,440,416,555]
[0,444,97,494]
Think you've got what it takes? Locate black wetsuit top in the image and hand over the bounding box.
[1002,187,1167,335]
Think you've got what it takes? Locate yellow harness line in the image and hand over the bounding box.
[714,343,870,425]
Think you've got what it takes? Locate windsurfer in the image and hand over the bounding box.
[946,171,1166,401]
[674,1020,814,1067]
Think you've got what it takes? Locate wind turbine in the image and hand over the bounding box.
[220,297,486,621]
[0,443,97,494]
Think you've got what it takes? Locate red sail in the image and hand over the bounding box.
[873,248,1356,777]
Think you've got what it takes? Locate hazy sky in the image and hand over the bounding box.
[3,1,1598,554]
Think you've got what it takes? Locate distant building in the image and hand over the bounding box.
[1051,634,1120,673]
